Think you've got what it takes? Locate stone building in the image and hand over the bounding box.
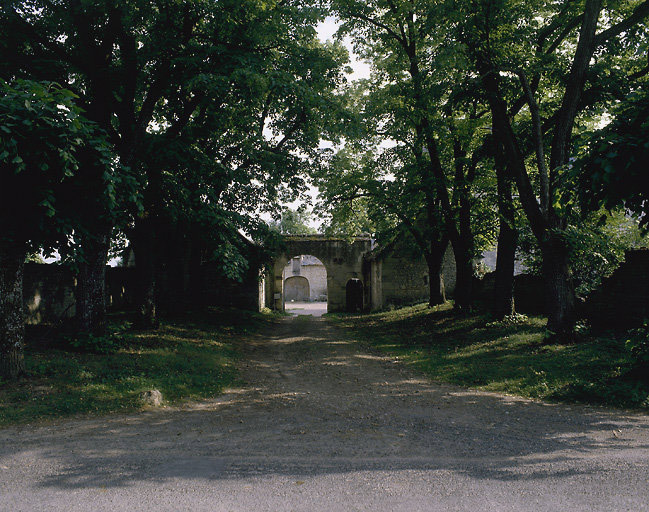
[267,235,457,314]
[282,255,327,302]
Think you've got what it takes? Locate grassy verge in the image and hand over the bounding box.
[0,308,277,427]
[331,303,649,410]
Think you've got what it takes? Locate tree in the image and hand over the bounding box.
[271,208,318,235]
[3,0,349,328]
[0,79,112,379]
[327,0,499,308]
[577,89,649,225]
[457,0,649,335]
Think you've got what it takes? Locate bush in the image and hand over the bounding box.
[66,322,130,354]
[486,313,529,327]
[627,321,649,382]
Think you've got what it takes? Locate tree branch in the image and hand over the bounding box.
[594,0,649,46]
[517,70,550,214]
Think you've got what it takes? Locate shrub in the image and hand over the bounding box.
[627,321,649,382]
[66,322,130,354]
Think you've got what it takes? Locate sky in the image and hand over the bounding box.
[316,17,372,81]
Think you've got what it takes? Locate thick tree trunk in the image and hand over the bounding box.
[494,220,516,319]
[493,141,517,319]
[426,242,447,307]
[167,220,193,313]
[452,238,473,311]
[0,243,26,379]
[75,230,110,335]
[132,217,159,329]
[541,236,576,337]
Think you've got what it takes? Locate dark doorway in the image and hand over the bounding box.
[346,279,363,312]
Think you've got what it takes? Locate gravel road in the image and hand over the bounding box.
[1,314,648,511]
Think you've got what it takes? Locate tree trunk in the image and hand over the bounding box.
[132,217,159,329]
[494,219,516,319]
[452,238,473,311]
[76,230,110,335]
[541,235,576,337]
[493,140,517,319]
[426,242,447,307]
[0,242,26,379]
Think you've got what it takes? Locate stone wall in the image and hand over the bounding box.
[369,243,456,310]
[473,272,545,314]
[583,249,649,330]
[106,267,137,311]
[198,262,261,311]
[282,255,327,301]
[379,253,429,308]
[22,257,263,326]
[23,263,76,325]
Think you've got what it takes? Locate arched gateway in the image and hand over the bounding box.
[265,235,373,313]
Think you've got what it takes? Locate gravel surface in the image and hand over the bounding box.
[1,314,649,511]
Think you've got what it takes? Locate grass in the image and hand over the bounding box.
[331,303,649,410]
[0,307,278,427]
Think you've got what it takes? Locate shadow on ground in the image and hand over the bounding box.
[1,315,648,493]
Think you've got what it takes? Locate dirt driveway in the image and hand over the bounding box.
[1,314,649,511]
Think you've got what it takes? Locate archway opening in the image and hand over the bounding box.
[346,278,363,312]
[282,254,327,316]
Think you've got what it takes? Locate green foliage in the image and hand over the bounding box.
[66,322,131,355]
[2,0,349,280]
[518,210,649,297]
[486,313,529,328]
[269,208,318,235]
[24,253,45,264]
[0,79,111,252]
[577,90,649,228]
[627,321,649,379]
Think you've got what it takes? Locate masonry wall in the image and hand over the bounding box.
[270,236,373,313]
[380,254,429,308]
[22,258,262,326]
[583,249,649,330]
[282,256,327,301]
[373,244,457,310]
[23,263,76,325]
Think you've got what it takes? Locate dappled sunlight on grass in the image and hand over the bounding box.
[332,303,649,410]
[0,307,276,426]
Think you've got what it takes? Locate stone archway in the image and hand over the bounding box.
[266,235,373,313]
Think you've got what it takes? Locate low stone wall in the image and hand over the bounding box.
[514,274,546,314]
[22,260,262,325]
[473,272,545,314]
[106,267,137,311]
[23,263,76,325]
[200,263,261,311]
[380,253,430,308]
[583,249,649,330]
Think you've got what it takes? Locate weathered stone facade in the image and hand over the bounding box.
[267,235,457,313]
[23,263,76,324]
[267,235,372,313]
[282,255,327,302]
[366,244,456,310]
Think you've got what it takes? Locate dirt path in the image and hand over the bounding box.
[1,315,649,511]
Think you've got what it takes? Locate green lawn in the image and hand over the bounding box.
[332,303,649,410]
[0,308,275,426]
